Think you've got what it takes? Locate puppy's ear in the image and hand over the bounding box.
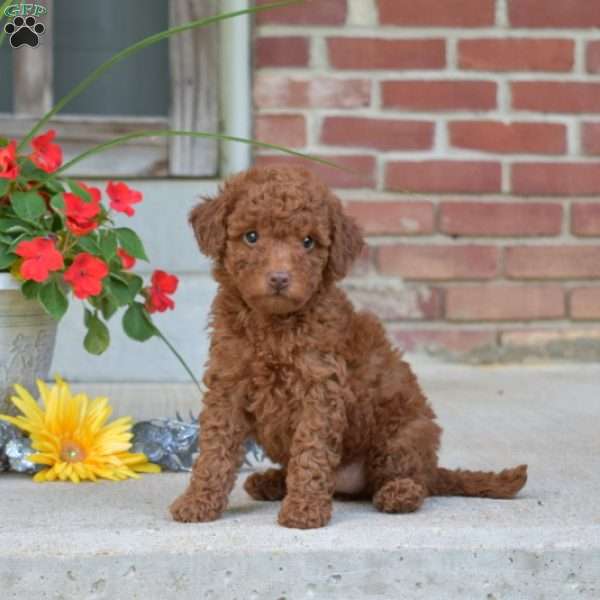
[326,194,364,281]
[189,194,228,259]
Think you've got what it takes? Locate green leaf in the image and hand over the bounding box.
[0,179,9,196]
[45,179,65,194]
[104,276,132,306]
[11,191,47,221]
[83,309,110,355]
[38,279,68,320]
[122,302,156,342]
[99,295,119,321]
[123,273,144,299]
[0,244,16,269]
[17,159,46,180]
[0,219,29,234]
[99,230,117,260]
[50,193,65,213]
[0,136,9,147]
[76,235,101,256]
[8,233,31,252]
[66,179,92,203]
[115,228,148,261]
[21,280,41,300]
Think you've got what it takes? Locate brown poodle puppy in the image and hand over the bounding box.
[170,166,527,529]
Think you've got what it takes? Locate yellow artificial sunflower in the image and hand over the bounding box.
[0,377,160,483]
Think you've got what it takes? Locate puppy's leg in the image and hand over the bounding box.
[278,382,348,529]
[367,419,438,514]
[170,392,250,523]
[244,468,287,501]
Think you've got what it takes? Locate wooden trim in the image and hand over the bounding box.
[168,0,219,177]
[12,0,53,116]
[0,115,169,177]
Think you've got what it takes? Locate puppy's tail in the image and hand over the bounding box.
[429,464,527,499]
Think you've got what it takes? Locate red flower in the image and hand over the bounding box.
[145,270,178,313]
[0,141,19,180]
[64,190,101,236]
[106,182,142,217]
[64,253,109,299]
[30,130,63,174]
[15,237,64,283]
[117,248,136,270]
[77,181,101,204]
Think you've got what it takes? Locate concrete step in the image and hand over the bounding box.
[1,362,599,599]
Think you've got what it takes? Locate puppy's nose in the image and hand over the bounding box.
[268,271,290,291]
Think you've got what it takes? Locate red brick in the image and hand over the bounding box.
[459,38,574,72]
[382,81,496,111]
[449,121,566,155]
[254,75,371,109]
[255,37,309,68]
[255,115,306,148]
[327,38,445,70]
[343,282,442,320]
[571,288,600,319]
[256,0,347,25]
[254,155,375,189]
[572,203,600,236]
[508,0,600,28]
[390,329,496,354]
[582,123,600,155]
[512,163,600,196]
[345,201,435,235]
[505,246,600,279]
[587,41,600,74]
[377,244,499,280]
[378,0,495,27]
[512,82,600,113]
[446,285,564,321]
[440,202,563,237]
[321,117,434,151]
[386,161,501,194]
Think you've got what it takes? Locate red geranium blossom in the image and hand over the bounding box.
[64,253,109,299]
[15,237,64,283]
[117,248,136,270]
[30,130,63,174]
[64,190,101,236]
[106,182,142,217]
[145,269,178,313]
[0,141,19,180]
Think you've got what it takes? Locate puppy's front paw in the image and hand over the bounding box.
[278,495,332,529]
[170,492,223,523]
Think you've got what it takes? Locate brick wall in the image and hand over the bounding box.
[251,0,600,361]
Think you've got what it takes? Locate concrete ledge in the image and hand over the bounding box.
[1,363,599,599]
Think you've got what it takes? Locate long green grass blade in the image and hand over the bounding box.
[17,0,303,149]
[56,130,351,175]
[0,0,14,47]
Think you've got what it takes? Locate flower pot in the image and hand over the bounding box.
[0,274,57,415]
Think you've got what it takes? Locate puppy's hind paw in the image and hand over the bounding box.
[244,468,287,501]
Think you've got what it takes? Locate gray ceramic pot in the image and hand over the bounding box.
[0,274,57,415]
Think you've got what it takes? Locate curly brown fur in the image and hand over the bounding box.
[170,165,528,529]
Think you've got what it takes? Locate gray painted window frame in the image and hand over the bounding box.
[0,0,219,178]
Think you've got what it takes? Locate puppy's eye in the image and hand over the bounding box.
[302,236,315,250]
[244,231,259,246]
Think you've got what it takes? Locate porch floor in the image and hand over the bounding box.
[1,361,599,599]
